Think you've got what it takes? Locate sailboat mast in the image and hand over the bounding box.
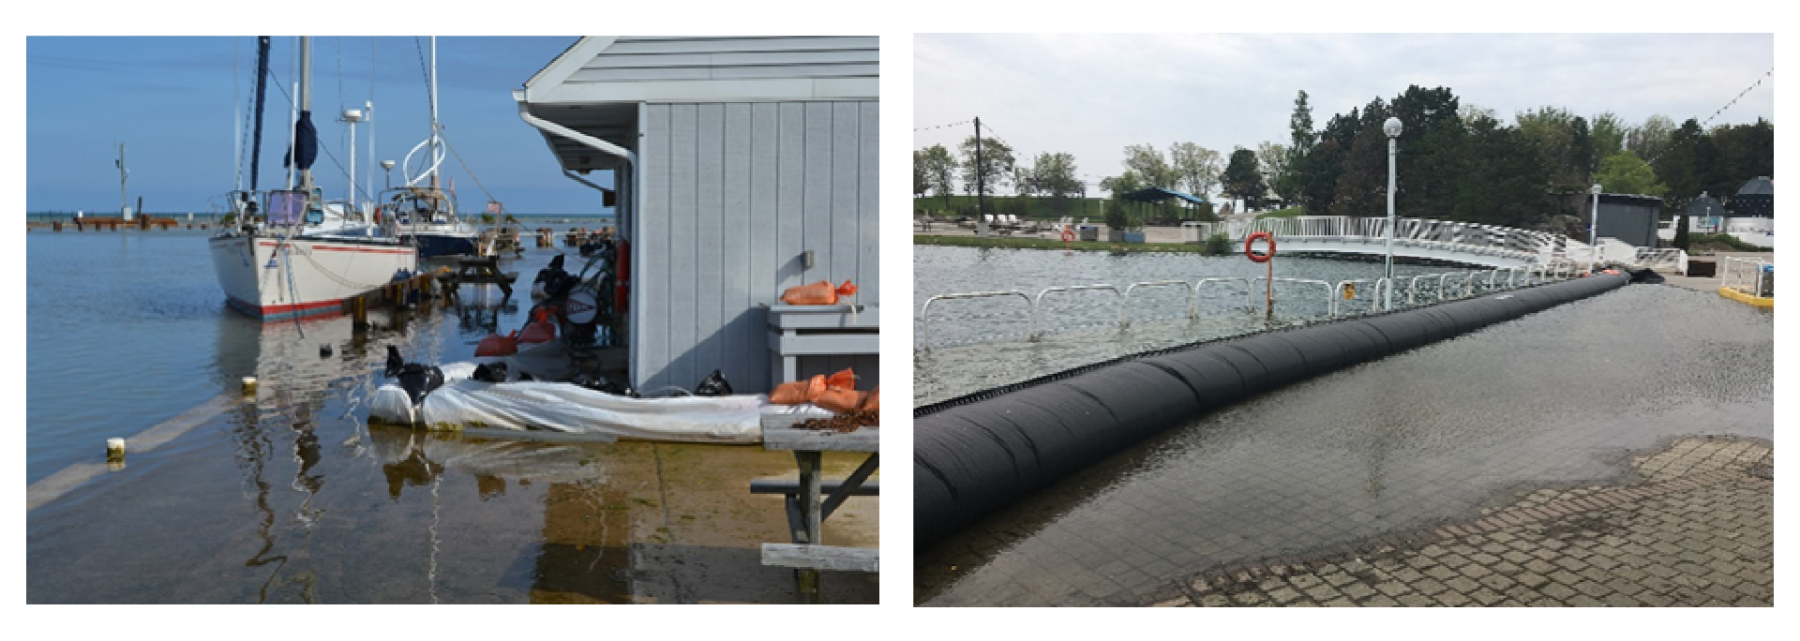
[429,36,440,191]
[298,36,313,193]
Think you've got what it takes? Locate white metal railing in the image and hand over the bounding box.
[1179,215,1687,270]
[1123,281,1198,326]
[1195,277,1255,312]
[918,291,1034,347]
[1033,285,1125,339]
[1720,256,1774,298]
[1249,277,1335,316]
[918,267,1573,348]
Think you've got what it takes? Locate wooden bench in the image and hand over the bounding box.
[751,478,881,497]
[762,543,879,573]
[758,417,880,602]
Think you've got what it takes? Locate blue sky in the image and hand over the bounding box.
[27,36,608,215]
[915,33,1776,198]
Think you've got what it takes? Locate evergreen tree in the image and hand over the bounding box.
[1673,214,1691,250]
[1220,148,1268,211]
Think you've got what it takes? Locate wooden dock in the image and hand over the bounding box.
[339,270,446,330]
[33,216,196,232]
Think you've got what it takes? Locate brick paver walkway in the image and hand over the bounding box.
[1142,437,1773,606]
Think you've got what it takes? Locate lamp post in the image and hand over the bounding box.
[1383,117,1402,310]
[1588,184,1602,274]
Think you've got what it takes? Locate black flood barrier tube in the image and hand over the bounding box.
[915,273,1629,549]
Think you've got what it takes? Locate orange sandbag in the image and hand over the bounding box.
[859,387,879,412]
[516,320,556,344]
[781,280,838,305]
[474,333,517,356]
[779,279,860,305]
[769,374,827,404]
[826,367,855,391]
[814,388,867,414]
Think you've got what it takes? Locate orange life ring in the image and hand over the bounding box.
[1061,227,1076,242]
[1245,231,1276,263]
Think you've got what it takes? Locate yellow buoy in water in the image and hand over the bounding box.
[106,438,126,462]
[242,376,258,397]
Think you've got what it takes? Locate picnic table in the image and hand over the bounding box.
[756,415,879,603]
[440,256,517,300]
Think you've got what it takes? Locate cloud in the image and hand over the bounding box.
[915,33,1773,195]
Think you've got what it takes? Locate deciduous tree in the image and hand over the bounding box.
[917,144,958,210]
[957,135,1015,196]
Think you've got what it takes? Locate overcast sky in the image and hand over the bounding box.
[914,33,1775,198]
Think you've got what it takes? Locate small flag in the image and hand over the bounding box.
[449,177,456,198]
[486,201,502,214]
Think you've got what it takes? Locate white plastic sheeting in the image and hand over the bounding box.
[368,362,831,444]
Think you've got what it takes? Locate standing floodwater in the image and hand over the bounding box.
[27,227,876,603]
[913,245,1453,405]
[914,255,1772,606]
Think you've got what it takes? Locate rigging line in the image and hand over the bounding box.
[434,127,500,206]
[335,36,345,114]
[415,37,435,135]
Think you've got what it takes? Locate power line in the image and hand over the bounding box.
[1643,67,1772,168]
[914,119,972,132]
[1700,67,1772,129]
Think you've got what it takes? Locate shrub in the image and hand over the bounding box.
[1204,233,1232,256]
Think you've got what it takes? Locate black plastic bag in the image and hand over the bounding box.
[396,363,445,406]
[571,372,640,398]
[472,362,509,383]
[695,369,733,396]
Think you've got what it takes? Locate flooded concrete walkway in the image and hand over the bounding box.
[914,283,1772,606]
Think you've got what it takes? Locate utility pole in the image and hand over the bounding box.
[974,116,987,238]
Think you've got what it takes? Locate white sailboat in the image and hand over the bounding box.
[386,36,481,259]
[210,36,417,321]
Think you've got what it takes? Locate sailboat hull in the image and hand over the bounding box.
[210,234,418,321]
[402,228,481,258]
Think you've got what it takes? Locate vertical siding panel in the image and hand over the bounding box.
[721,103,755,389]
[748,103,780,391]
[637,105,670,389]
[803,102,833,289]
[774,103,806,383]
[801,103,835,382]
[858,101,880,302]
[851,355,879,388]
[831,102,860,307]
[694,103,726,386]
[860,100,882,390]
[665,103,699,391]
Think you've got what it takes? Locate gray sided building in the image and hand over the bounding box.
[1593,193,1663,248]
[515,36,879,393]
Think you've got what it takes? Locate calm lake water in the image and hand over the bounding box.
[25,227,876,604]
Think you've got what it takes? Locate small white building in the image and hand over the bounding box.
[514,36,880,392]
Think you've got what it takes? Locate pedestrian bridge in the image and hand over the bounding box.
[1181,216,1687,272]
